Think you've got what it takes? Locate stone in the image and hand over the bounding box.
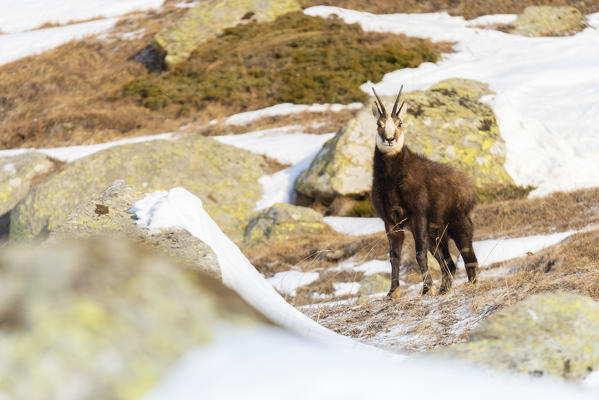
[10,135,267,243]
[358,274,390,298]
[437,292,599,380]
[294,78,517,204]
[511,6,587,37]
[0,152,60,216]
[51,180,220,279]
[244,202,325,245]
[154,0,301,66]
[0,237,267,399]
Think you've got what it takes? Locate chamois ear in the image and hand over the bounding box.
[397,100,408,122]
[372,102,381,119]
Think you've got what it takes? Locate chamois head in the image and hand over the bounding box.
[371,86,407,155]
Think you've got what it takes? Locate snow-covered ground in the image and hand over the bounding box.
[267,270,320,296]
[0,0,164,33]
[0,18,118,66]
[305,7,599,197]
[324,216,385,236]
[0,133,176,163]
[223,102,362,126]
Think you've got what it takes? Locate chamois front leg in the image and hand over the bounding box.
[413,215,432,295]
[386,227,404,297]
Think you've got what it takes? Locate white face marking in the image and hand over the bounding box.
[376,125,404,154]
[384,116,395,139]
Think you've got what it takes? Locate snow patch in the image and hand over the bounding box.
[333,282,361,296]
[224,102,363,126]
[267,270,320,296]
[323,216,385,236]
[213,126,334,165]
[0,18,118,66]
[0,0,164,34]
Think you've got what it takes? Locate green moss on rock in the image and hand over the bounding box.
[511,6,587,37]
[295,78,526,206]
[9,135,267,242]
[244,202,325,245]
[436,292,599,380]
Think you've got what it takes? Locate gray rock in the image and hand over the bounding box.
[437,292,599,380]
[511,6,587,37]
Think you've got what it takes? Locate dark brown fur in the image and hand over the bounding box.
[371,90,479,296]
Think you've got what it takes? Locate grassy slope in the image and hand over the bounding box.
[299,0,599,20]
[122,12,451,112]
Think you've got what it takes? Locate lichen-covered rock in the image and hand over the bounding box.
[10,135,267,242]
[154,0,301,66]
[0,237,267,400]
[51,180,220,279]
[511,6,587,37]
[295,79,516,204]
[244,203,325,245]
[358,274,390,298]
[0,152,60,215]
[437,293,599,380]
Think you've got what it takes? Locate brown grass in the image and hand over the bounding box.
[0,6,191,149]
[299,0,599,19]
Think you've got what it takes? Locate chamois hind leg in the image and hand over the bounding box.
[429,233,455,294]
[413,216,432,295]
[451,215,478,283]
[385,225,404,297]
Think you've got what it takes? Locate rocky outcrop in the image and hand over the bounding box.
[0,152,61,216]
[0,237,268,399]
[511,6,587,37]
[10,135,267,242]
[437,292,599,380]
[154,0,301,66]
[51,180,220,279]
[244,203,325,245]
[294,79,517,205]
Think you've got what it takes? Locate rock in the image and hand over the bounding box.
[244,203,325,245]
[51,180,220,279]
[358,274,390,298]
[0,152,61,216]
[511,6,587,37]
[154,0,301,66]
[295,79,517,205]
[10,135,267,242]
[437,293,599,380]
[0,237,268,399]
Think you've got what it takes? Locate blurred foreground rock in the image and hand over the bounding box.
[52,180,220,278]
[10,135,267,243]
[0,237,268,400]
[437,292,599,380]
[154,0,301,66]
[244,203,325,246]
[0,152,61,216]
[294,79,518,207]
[511,6,586,37]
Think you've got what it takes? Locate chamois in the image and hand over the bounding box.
[370,86,479,296]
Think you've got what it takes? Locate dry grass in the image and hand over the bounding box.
[299,0,599,19]
[0,5,191,149]
[300,227,599,352]
[472,186,599,240]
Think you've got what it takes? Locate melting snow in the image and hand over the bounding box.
[323,216,385,236]
[267,270,320,296]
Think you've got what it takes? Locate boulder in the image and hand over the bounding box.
[437,292,599,380]
[154,0,301,66]
[51,180,220,279]
[244,203,325,245]
[10,135,267,242]
[295,79,517,205]
[0,237,268,399]
[358,274,390,298]
[511,6,587,37]
[0,152,61,216]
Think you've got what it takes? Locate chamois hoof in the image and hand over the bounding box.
[438,280,452,295]
[386,287,400,299]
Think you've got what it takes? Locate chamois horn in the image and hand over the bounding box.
[391,85,403,117]
[372,87,386,117]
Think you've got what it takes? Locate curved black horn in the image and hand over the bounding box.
[372,87,386,116]
[391,85,403,117]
